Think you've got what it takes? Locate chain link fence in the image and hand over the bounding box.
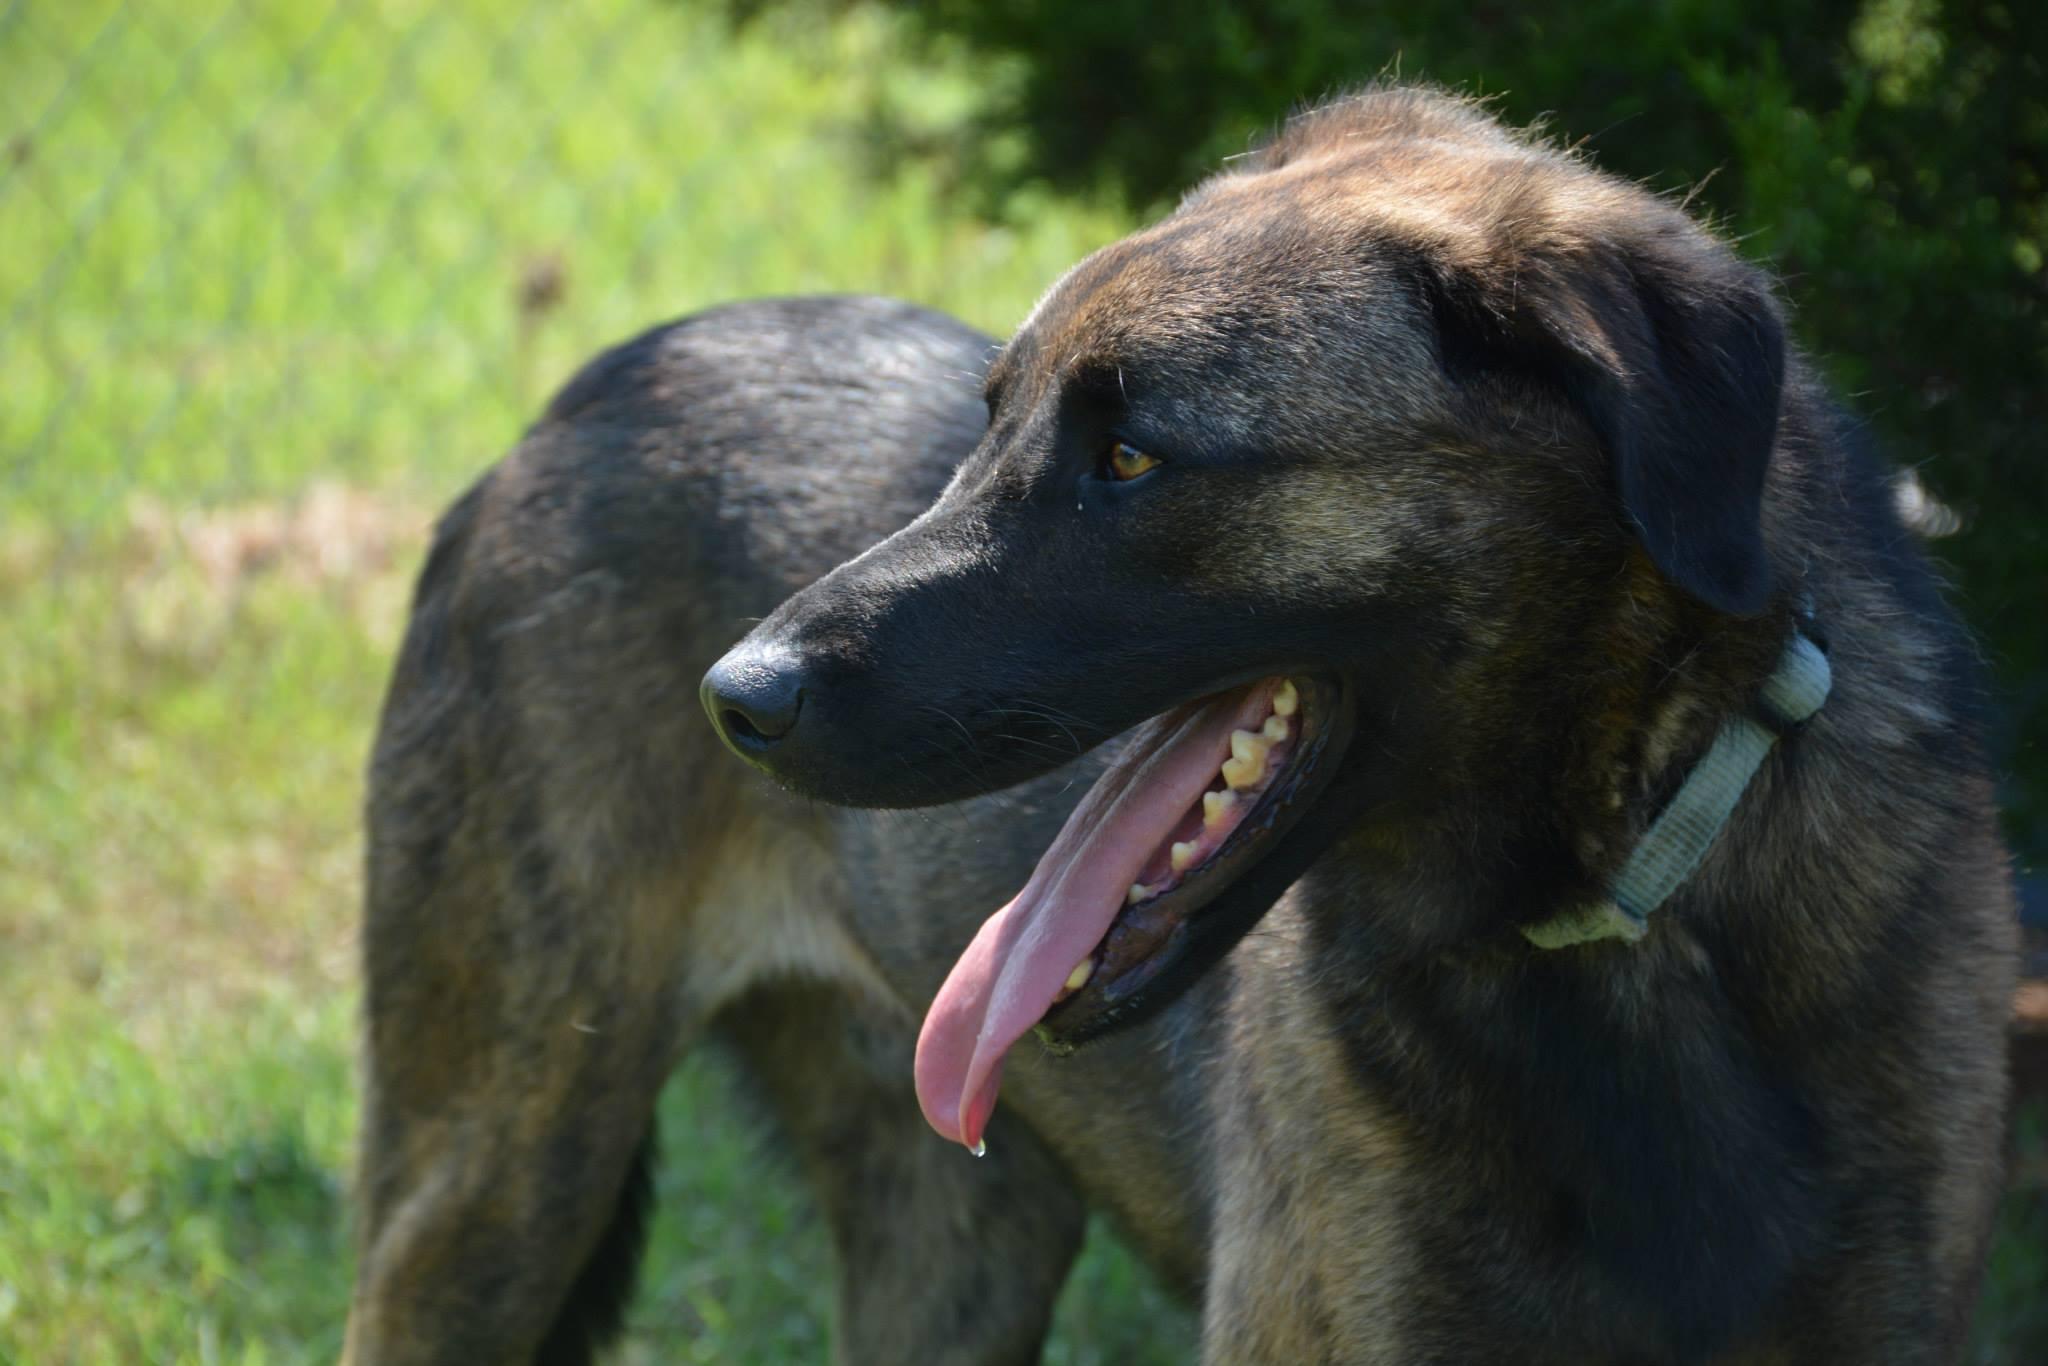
[6,0,691,523]
[0,0,1105,540]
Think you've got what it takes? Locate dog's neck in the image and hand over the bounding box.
[1310,556,1813,959]
[1522,621,1831,948]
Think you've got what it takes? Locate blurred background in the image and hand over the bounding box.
[1,0,2041,1360]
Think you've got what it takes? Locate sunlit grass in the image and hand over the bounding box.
[0,0,1123,525]
[0,481,1193,1363]
[0,0,1191,1360]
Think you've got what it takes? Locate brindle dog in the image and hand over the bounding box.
[346,88,2016,1364]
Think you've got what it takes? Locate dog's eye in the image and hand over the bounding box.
[1105,441,1162,483]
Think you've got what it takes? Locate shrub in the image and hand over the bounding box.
[750,0,2047,859]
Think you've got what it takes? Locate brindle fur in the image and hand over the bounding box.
[347,88,2015,1364]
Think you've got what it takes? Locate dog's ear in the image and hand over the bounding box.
[1421,234,1785,616]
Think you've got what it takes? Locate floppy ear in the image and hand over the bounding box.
[1424,237,1786,616]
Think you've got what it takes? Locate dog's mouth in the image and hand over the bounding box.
[914,673,1354,1152]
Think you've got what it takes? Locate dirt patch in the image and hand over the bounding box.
[106,483,431,659]
[126,481,426,603]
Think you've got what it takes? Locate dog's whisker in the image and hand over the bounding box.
[918,702,981,756]
[978,703,1088,755]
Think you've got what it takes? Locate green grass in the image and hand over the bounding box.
[0,0,1123,526]
[0,1,2036,1362]
[0,1,1186,1360]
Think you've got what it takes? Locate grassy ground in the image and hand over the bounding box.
[2,2,1184,1361]
[0,1,2037,1362]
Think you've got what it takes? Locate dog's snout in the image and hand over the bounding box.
[701,647,805,754]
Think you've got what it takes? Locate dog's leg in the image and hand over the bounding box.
[342,485,703,1364]
[343,824,692,1366]
[718,981,1087,1366]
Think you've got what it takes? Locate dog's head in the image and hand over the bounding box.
[703,86,1788,1149]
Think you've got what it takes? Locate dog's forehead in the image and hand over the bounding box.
[1012,191,1400,377]
[994,138,1551,403]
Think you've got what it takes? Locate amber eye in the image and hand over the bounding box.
[1106,441,1162,482]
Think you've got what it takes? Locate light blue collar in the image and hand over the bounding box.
[1523,627,1833,950]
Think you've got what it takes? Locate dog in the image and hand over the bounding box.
[345,87,2017,1364]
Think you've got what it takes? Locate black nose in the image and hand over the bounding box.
[701,646,806,754]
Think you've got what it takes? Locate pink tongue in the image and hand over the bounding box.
[914,682,1276,1151]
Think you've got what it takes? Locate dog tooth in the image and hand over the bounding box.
[1262,714,1289,743]
[1221,755,1261,789]
[1273,680,1298,717]
[1064,958,1094,993]
[1170,840,1199,872]
[1229,729,1272,766]
[1126,882,1152,905]
[1203,789,1238,828]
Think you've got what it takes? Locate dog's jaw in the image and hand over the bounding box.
[1057,678,1304,998]
[914,674,1351,1152]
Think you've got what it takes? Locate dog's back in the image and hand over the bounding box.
[349,295,1221,1366]
[350,296,1071,1363]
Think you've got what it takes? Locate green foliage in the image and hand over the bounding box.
[775,0,2048,860]
[1975,1103,2048,1362]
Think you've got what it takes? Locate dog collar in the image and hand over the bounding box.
[1523,625,1833,950]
